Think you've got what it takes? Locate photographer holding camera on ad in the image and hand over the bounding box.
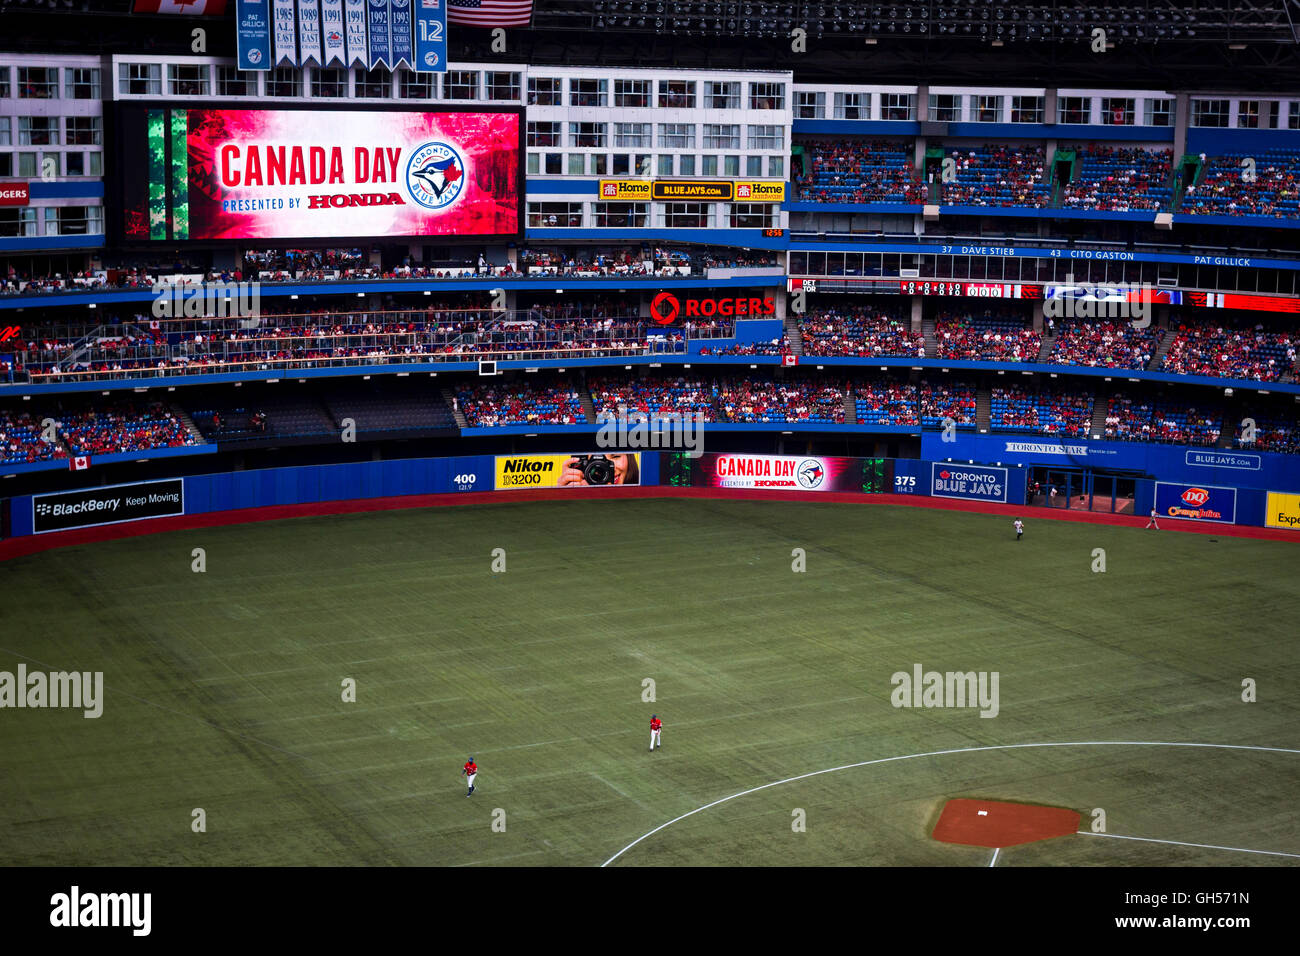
[557,454,639,487]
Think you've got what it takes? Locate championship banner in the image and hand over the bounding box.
[367,0,392,69]
[321,0,346,66]
[167,108,519,240]
[412,0,447,73]
[344,0,368,66]
[1153,482,1237,524]
[675,453,886,493]
[390,0,414,70]
[297,0,323,65]
[1265,491,1300,530]
[235,0,273,70]
[494,453,642,489]
[271,0,298,65]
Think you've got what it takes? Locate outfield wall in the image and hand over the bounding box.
[3,446,1297,546]
[920,433,1300,493]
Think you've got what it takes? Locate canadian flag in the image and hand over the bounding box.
[131,0,228,13]
[783,354,799,367]
[70,456,90,471]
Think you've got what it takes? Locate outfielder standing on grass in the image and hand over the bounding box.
[649,714,662,751]
[1145,507,1160,530]
[462,756,477,797]
[1014,518,1024,541]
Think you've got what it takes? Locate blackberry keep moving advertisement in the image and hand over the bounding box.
[32,480,185,534]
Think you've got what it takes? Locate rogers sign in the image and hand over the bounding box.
[649,292,776,325]
[0,182,30,207]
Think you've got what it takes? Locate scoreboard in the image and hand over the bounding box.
[898,281,1041,299]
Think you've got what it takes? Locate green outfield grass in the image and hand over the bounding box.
[2,498,1298,866]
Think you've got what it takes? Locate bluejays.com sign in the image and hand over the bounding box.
[1154,482,1237,524]
[930,463,1008,503]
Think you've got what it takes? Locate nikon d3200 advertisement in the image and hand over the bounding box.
[494,454,641,490]
[32,479,185,534]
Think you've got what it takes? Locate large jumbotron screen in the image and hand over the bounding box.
[113,106,522,242]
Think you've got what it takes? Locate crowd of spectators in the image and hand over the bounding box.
[1,410,64,465]
[1237,414,1300,454]
[717,378,846,424]
[455,383,587,426]
[935,307,1042,362]
[940,146,1051,208]
[1149,398,1222,445]
[799,305,925,358]
[990,384,1093,436]
[1061,147,1174,212]
[58,401,197,456]
[1105,395,1222,446]
[589,376,717,421]
[1161,320,1297,382]
[854,382,920,426]
[792,139,926,204]
[14,301,702,381]
[1181,150,1300,219]
[919,381,978,429]
[1048,319,1161,370]
[701,338,788,356]
[1103,395,1158,442]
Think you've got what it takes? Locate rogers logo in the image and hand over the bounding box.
[650,292,680,325]
[1181,488,1210,506]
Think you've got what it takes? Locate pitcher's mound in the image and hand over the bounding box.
[932,798,1080,848]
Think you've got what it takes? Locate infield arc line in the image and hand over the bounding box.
[1077,830,1300,859]
[599,741,1300,867]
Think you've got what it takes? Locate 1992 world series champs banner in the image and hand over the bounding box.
[667,453,890,493]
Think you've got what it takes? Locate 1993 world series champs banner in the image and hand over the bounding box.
[181,108,519,240]
[667,453,889,493]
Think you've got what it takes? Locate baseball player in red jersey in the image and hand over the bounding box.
[649,715,662,751]
[462,757,477,797]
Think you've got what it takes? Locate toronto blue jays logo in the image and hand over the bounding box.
[797,460,825,489]
[406,142,466,210]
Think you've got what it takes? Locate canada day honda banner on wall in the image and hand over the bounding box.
[181,108,520,239]
[689,454,871,492]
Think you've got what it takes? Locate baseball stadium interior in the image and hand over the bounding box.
[1,0,1298,898]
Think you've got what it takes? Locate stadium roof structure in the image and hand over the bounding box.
[1,0,1298,89]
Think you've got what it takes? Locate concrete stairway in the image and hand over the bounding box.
[171,404,206,444]
[1148,327,1175,371]
[578,387,597,424]
[784,314,804,356]
[843,391,857,424]
[440,387,469,428]
[1089,387,1111,439]
[976,385,992,431]
[921,317,937,357]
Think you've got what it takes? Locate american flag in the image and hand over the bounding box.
[448,0,533,28]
